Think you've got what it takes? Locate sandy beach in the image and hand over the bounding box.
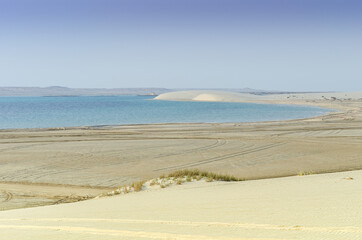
[0,90,361,239]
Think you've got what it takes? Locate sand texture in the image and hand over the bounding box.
[0,91,362,210]
[0,170,361,239]
[0,90,361,239]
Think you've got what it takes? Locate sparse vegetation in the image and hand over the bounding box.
[99,169,244,198]
[149,180,157,186]
[167,169,244,181]
[297,171,314,176]
[205,177,213,182]
[130,180,145,192]
[176,179,184,185]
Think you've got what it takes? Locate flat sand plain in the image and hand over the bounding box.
[0,91,362,210]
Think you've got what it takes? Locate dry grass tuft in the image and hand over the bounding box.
[297,171,314,176]
[99,169,243,199]
[176,179,184,185]
[167,169,244,182]
[344,177,354,180]
[205,177,213,182]
[130,180,145,192]
[149,179,157,186]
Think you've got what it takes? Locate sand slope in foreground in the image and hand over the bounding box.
[0,170,361,240]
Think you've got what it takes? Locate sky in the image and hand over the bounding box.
[0,0,361,91]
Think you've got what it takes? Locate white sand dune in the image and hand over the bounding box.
[155,90,362,102]
[154,90,260,102]
[0,170,361,239]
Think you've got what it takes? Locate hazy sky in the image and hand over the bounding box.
[0,0,361,91]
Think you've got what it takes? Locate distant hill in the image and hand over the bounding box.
[0,86,278,97]
[174,88,266,93]
[0,87,171,97]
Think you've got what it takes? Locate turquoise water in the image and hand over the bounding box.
[0,96,330,129]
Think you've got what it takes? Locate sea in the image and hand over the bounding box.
[0,95,331,129]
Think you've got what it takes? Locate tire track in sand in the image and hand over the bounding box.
[153,139,228,159]
[154,142,286,171]
[1,191,13,202]
[0,224,290,240]
[1,218,362,236]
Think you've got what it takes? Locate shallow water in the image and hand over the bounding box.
[0,95,330,129]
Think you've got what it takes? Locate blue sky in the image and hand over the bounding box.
[0,0,361,91]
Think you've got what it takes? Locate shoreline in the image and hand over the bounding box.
[0,91,361,239]
[0,95,341,132]
[0,90,361,211]
[4,89,360,132]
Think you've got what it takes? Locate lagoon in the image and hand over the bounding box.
[0,95,330,129]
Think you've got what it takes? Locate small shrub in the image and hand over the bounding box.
[205,177,213,182]
[298,171,314,176]
[149,180,157,186]
[130,180,145,192]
